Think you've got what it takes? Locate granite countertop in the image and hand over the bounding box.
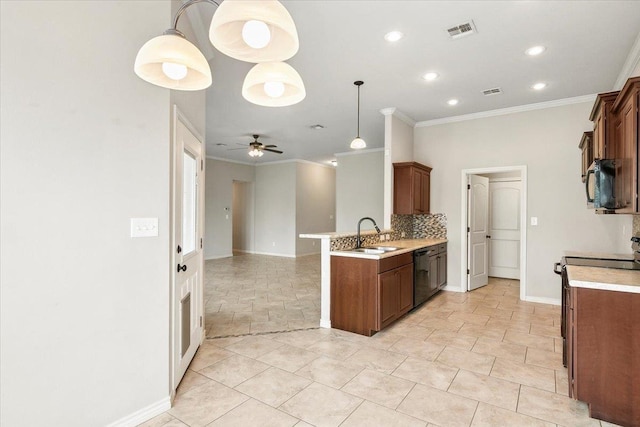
[567,265,640,294]
[331,238,447,259]
[300,229,393,239]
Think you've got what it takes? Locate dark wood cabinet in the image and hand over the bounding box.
[578,132,593,183]
[437,249,447,288]
[394,162,432,214]
[589,91,619,161]
[612,76,640,214]
[567,286,640,426]
[331,252,413,336]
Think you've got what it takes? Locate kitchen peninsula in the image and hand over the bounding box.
[300,228,447,333]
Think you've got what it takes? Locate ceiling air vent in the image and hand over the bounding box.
[446,20,477,39]
[482,87,503,96]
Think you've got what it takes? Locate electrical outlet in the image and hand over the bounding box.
[401,232,406,238]
[531,217,538,226]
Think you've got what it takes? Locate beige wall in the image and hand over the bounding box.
[1,1,179,425]
[232,181,255,252]
[296,162,336,256]
[336,150,385,232]
[414,101,633,301]
[255,163,297,256]
[205,159,255,259]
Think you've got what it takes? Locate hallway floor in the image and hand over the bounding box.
[204,254,321,338]
[142,270,617,427]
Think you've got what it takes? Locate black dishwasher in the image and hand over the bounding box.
[413,246,440,307]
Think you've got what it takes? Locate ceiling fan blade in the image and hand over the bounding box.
[263,148,283,154]
[227,147,248,151]
[263,144,278,148]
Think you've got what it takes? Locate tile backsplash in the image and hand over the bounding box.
[330,213,447,251]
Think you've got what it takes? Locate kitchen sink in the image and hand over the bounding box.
[350,246,399,254]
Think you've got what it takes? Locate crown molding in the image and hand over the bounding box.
[255,158,332,168]
[380,107,416,127]
[614,30,640,90]
[415,94,597,128]
[334,147,385,157]
[205,156,255,166]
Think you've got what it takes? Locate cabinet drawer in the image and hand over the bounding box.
[378,252,413,273]
[438,243,447,253]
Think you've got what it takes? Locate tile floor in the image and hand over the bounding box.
[141,256,618,427]
[204,254,321,338]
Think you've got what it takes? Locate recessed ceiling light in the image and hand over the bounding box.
[525,45,546,56]
[310,124,325,130]
[447,98,459,106]
[532,82,547,90]
[422,72,439,81]
[384,31,404,42]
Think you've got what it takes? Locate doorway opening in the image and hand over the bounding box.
[461,166,527,300]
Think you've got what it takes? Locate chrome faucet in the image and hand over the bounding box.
[356,217,381,249]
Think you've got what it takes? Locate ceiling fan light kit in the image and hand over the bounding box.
[134,0,305,106]
[350,80,367,149]
[242,62,306,107]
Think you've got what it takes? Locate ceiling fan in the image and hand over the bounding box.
[230,134,283,157]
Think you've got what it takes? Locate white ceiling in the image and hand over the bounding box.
[192,1,640,165]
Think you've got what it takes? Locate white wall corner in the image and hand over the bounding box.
[106,396,171,427]
[380,107,416,127]
[614,29,640,88]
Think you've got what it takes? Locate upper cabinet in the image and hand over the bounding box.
[394,162,432,215]
[589,91,619,161]
[612,77,640,214]
[579,131,593,183]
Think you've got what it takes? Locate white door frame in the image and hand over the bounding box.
[169,105,205,398]
[460,165,527,301]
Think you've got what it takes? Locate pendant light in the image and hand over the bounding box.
[350,81,366,149]
[209,0,299,63]
[134,29,212,91]
[134,0,304,105]
[242,62,306,107]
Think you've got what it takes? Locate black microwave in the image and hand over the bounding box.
[585,159,618,210]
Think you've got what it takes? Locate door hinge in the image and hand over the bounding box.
[199,316,202,327]
[467,184,471,190]
[467,226,470,233]
[467,269,470,275]
[200,238,203,249]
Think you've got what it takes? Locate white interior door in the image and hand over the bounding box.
[468,175,489,291]
[488,180,521,279]
[171,108,204,391]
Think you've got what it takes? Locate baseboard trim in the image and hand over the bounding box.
[250,251,297,258]
[523,296,561,306]
[106,396,171,427]
[319,319,331,329]
[442,285,465,293]
[205,253,233,260]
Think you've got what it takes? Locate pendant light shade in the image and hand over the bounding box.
[350,80,366,149]
[134,32,212,91]
[242,62,306,107]
[209,0,299,63]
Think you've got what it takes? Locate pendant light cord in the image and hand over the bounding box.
[354,80,364,138]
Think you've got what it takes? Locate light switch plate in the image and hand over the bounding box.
[131,218,159,237]
[531,217,538,226]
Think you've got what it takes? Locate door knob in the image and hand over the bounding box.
[486,235,491,239]
[177,264,187,272]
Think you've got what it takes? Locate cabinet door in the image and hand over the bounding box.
[398,264,414,314]
[378,270,399,329]
[593,112,605,160]
[421,170,430,214]
[617,95,638,213]
[412,169,423,214]
[437,252,447,288]
[428,255,439,295]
